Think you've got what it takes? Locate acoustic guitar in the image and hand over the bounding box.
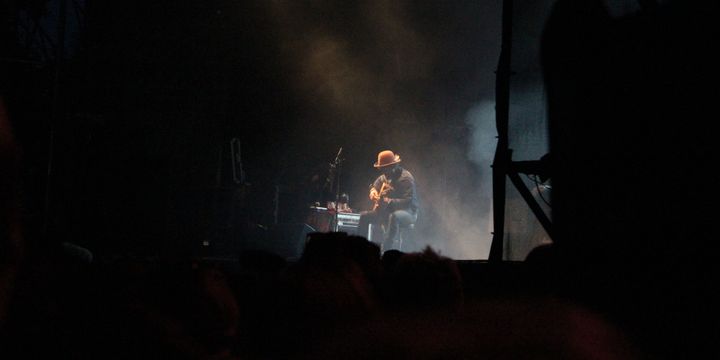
[372,181,394,211]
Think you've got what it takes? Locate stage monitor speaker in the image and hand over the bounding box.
[337,224,359,236]
[252,223,314,261]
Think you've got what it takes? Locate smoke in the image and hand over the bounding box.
[421,101,497,260]
[254,0,502,259]
[464,90,551,261]
[467,101,498,167]
[266,0,434,127]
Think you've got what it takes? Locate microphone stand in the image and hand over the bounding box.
[331,147,343,231]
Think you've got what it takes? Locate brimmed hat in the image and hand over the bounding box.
[374,150,401,168]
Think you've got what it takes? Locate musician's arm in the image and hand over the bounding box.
[387,178,415,209]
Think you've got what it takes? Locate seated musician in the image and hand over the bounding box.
[357,150,419,251]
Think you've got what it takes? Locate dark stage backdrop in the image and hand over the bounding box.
[2,0,555,260]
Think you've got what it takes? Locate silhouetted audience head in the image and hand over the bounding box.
[113,261,241,359]
[385,246,463,312]
[380,249,405,272]
[541,2,719,358]
[292,233,382,320]
[299,232,382,285]
[301,297,640,360]
[0,98,21,327]
[237,248,287,275]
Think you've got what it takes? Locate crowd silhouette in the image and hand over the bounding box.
[0,228,639,359]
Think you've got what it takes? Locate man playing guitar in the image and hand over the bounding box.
[358,150,419,252]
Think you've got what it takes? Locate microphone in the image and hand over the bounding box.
[334,147,343,163]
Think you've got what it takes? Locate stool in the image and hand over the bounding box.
[367,223,385,244]
[379,222,416,252]
[395,222,415,251]
[371,212,418,252]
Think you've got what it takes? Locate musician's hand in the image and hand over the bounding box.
[383,197,391,204]
[369,188,379,201]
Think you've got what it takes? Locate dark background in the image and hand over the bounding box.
[2,0,516,259]
[3,0,719,267]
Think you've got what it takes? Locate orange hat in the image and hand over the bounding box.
[374,150,401,168]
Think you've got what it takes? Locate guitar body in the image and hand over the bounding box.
[372,181,393,212]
